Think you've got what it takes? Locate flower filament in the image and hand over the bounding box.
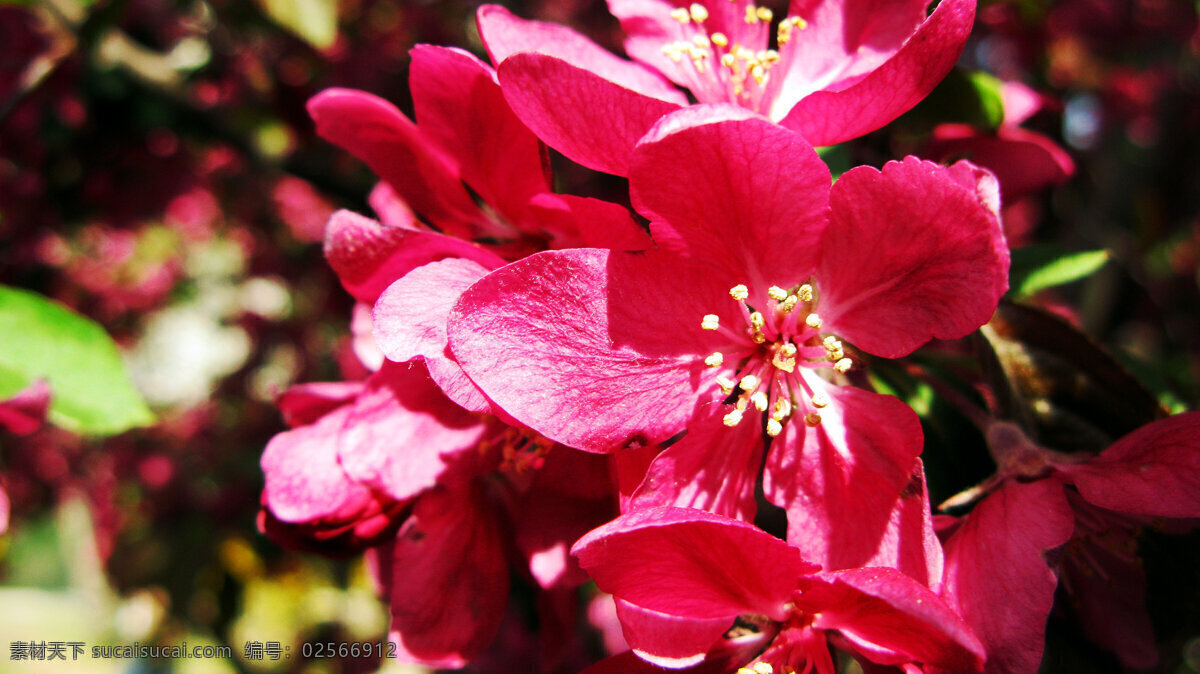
[660,3,808,113]
[702,282,852,436]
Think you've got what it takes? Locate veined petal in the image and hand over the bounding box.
[307,89,483,234]
[448,248,731,453]
[497,52,683,175]
[629,407,765,522]
[573,506,817,621]
[939,479,1075,674]
[260,404,367,524]
[616,600,733,669]
[525,193,653,251]
[1059,411,1200,518]
[323,210,504,304]
[630,107,829,283]
[819,157,1008,359]
[477,4,685,103]
[336,362,488,503]
[765,385,925,574]
[377,483,509,667]
[409,45,550,227]
[374,258,494,363]
[798,567,985,672]
[777,0,975,144]
[276,380,363,428]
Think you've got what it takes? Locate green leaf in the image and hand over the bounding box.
[0,285,154,436]
[965,70,1006,128]
[256,0,338,50]
[1008,245,1110,298]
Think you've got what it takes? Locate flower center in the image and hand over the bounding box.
[660,3,807,114]
[701,283,852,436]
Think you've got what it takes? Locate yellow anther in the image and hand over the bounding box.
[749,312,765,330]
[779,343,797,357]
[723,409,745,426]
[767,419,783,437]
[710,31,728,47]
[805,313,823,329]
[717,375,737,394]
[739,374,759,391]
[756,7,773,21]
[779,295,798,313]
[822,335,839,349]
[772,397,792,420]
[763,49,780,63]
[693,34,711,48]
[834,358,853,373]
[744,5,758,24]
[689,3,709,22]
[701,314,720,330]
[721,52,736,67]
[704,352,724,368]
[751,391,769,411]
[671,7,691,23]
[751,64,766,85]
[811,391,830,408]
[662,45,684,62]
[793,16,808,29]
[768,286,788,301]
[797,284,814,302]
[805,412,823,426]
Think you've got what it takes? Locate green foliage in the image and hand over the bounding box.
[1008,245,1110,299]
[903,68,1007,131]
[0,285,154,436]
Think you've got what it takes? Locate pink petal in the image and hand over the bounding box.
[0,485,9,535]
[425,356,492,415]
[377,484,509,667]
[374,258,494,363]
[0,379,51,435]
[497,52,683,175]
[819,157,1008,359]
[573,506,817,621]
[525,192,653,251]
[939,479,1075,674]
[855,459,946,592]
[799,567,985,672]
[260,404,370,523]
[448,248,730,453]
[477,4,685,103]
[367,182,416,229]
[778,0,976,145]
[765,384,925,574]
[336,362,488,502]
[923,124,1075,200]
[630,107,829,283]
[1059,411,1200,518]
[629,408,765,521]
[276,381,363,428]
[615,600,731,668]
[350,302,384,372]
[409,45,550,227]
[308,89,483,234]
[324,210,504,304]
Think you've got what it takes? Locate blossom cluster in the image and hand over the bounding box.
[256,1,1200,672]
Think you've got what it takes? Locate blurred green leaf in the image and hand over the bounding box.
[256,0,338,50]
[0,285,154,435]
[1008,245,1110,298]
[966,70,1006,128]
[901,68,1007,131]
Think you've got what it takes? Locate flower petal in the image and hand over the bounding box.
[497,52,684,175]
[629,408,765,522]
[448,248,730,453]
[276,380,363,428]
[939,478,1074,674]
[799,567,985,672]
[308,89,482,234]
[765,383,925,574]
[630,107,829,284]
[260,404,368,523]
[336,362,488,502]
[1058,411,1200,518]
[922,124,1075,200]
[615,600,732,669]
[477,4,685,103]
[374,258,494,363]
[573,506,817,621]
[777,0,976,145]
[376,484,509,667]
[0,379,50,435]
[409,45,550,226]
[324,210,504,304]
[819,157,1008,359]
[525,193,653,251]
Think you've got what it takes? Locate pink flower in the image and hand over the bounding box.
[448,109,1009,571]
[476,0,977,174]
[573,506,986,672]
[937,412,1200,672]
[0,379,51,436]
